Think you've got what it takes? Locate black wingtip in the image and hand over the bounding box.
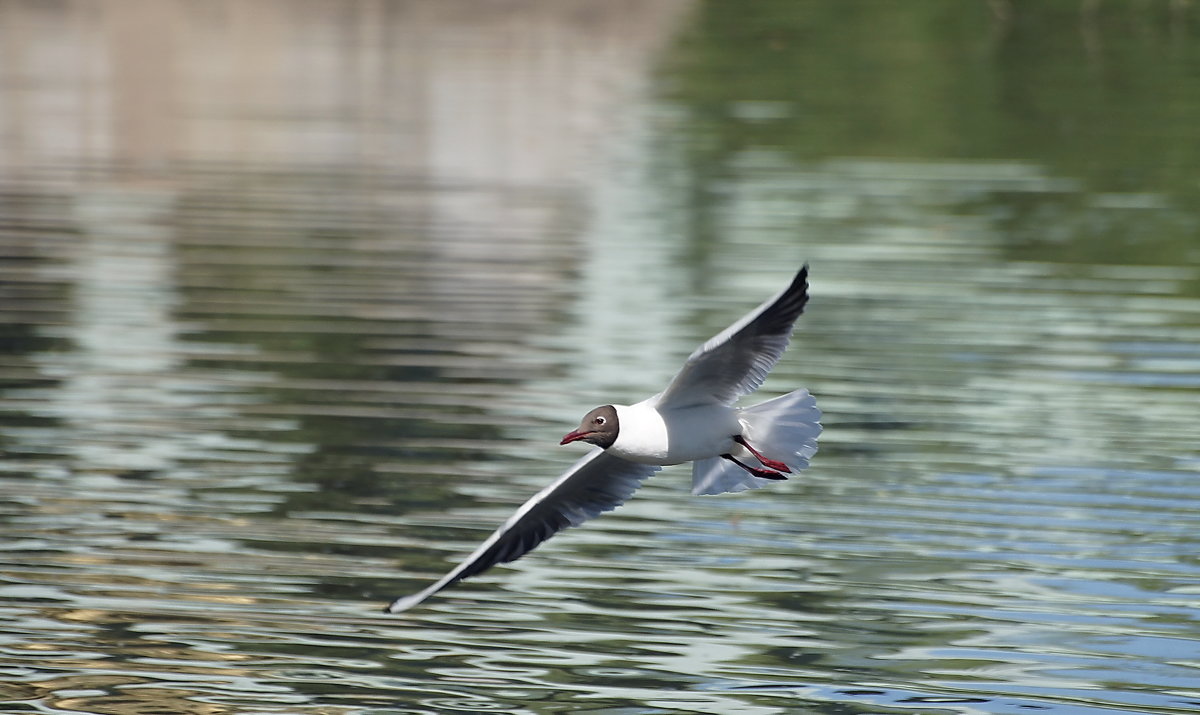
[784,263,810,316]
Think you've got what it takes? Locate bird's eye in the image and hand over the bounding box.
[594,416,606,425]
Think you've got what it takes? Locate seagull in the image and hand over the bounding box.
[385,264,820,613]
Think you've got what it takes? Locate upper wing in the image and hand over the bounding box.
[654,265,809,409]
[385,449,660,613]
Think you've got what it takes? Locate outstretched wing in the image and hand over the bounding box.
[386,449,660,613]
[655,265,809,409]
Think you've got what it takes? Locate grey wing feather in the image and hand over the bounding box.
[386,449,659,613]
[656,265,809,408]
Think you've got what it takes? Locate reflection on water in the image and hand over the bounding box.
[3,1,1200,714]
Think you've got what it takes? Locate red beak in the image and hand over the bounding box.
[560,430,588,445]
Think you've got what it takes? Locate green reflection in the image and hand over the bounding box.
[661,0,1200,268]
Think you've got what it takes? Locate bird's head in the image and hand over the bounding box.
[560,405,619,449]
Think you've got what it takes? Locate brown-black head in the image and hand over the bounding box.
[559,405,619,449]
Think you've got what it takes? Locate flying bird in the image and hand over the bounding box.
[385,265,820,613]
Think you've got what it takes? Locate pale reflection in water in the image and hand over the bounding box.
[2,2,1200,715]
[35,190,186,474]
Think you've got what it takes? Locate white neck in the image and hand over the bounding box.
[609,402,670,464]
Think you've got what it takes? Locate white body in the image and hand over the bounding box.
[689,388,820,495]
[609,401,743,465]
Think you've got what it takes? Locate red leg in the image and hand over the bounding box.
[721,453,787,480]
[733,435,791,473]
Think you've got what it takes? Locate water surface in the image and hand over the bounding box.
[2,2,1200,713]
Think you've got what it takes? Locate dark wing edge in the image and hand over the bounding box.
[655,264,809,408]
[384,449,660,613]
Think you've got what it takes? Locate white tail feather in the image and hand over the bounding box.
[690,389,821,496]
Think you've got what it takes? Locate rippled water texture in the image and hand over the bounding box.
[3,1,1200,713]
